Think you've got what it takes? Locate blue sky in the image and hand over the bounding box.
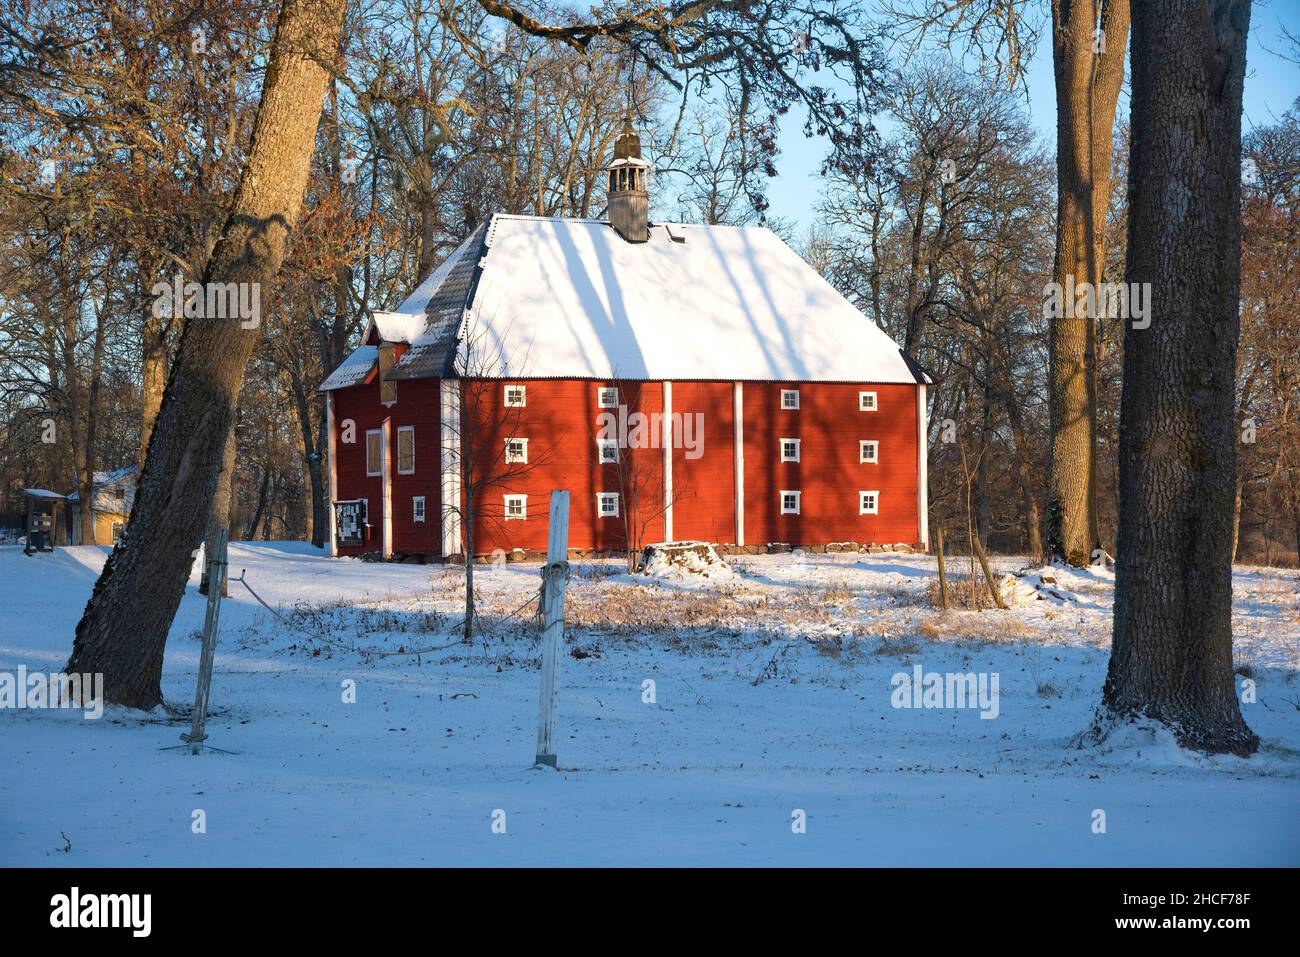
[764,2,1300,229]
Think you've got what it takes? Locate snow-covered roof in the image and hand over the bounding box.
[320,344,379,392]
[368,310,425,344]
[325,214,928,387]
[66,465,137,512]
[21,488,65,500]
[466,216,923,382]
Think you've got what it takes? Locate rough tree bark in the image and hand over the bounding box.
[1102,0,1257,755]
[66,0,347,709]
[1046,0,1129,565]
[139,291,168,471]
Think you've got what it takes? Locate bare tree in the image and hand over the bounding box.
[447,312,550,641]
[66,0,347,709]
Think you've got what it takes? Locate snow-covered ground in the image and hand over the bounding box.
[2,542,1297,866]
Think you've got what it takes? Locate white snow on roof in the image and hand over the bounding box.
[466,216,921,382]
[21,488,65,500]
[66,466,136,509]
[93,465,136,487]
[369,310,425,344]
[320,344,378,392]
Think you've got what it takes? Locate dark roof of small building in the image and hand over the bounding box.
[387,221,488,381]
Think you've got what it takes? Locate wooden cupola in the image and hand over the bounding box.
[606,115,649,243]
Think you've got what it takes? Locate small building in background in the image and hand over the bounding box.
[66,465,138,545]
[20,488,66,554]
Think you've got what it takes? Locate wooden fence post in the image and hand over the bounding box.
[184,529,228,755]
[935,523,949,610]
[534,491,570,768]
[972,533,1007,610]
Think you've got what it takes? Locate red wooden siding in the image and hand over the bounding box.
[330,375,922,557]
[464,379,666,555]
[741,382,919,547]
[389,379,441,555]
[670,381,736,543]
[331,375,440,556]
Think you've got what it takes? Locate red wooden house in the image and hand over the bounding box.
[321,121,931,561]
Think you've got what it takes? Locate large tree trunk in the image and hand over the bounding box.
[1102,0,1256,756]
[66,0,346,710]
[139,293,168,471]
[1046,0,1129,566]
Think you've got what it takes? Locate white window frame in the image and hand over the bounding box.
[504,384,526,408]
[504,494,527,520]
[859,490,880,515]
[597,491,620,518]
[597,438,620,464]
[859,391,878,412]
[859,440,879,464]
[597,386,619,408]
[413,496,426,523]
[780,438,801,462]
[780,389,800,410]
[780,490,801,515]
[504,437,529,464]
[365,429,383,477]
[397,425,416,475]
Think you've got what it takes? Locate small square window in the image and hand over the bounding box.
[859,391,878,411]
[780,438,800,462]
[597,386,619,408]
[597,439,619,464]
[365,430,383,477]
[780,490,801,515]
[780,389,800,410]
[504,437,528,464]
[413,496,426,522]
[860,440,878,464]
[504,495,527,520]
[504,385,526,407]
[860,491,879,515]
[397,426,415,474]
[597,492,620,518]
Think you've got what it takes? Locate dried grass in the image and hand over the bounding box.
[926,573,999,611]
[918,611,1033,642]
